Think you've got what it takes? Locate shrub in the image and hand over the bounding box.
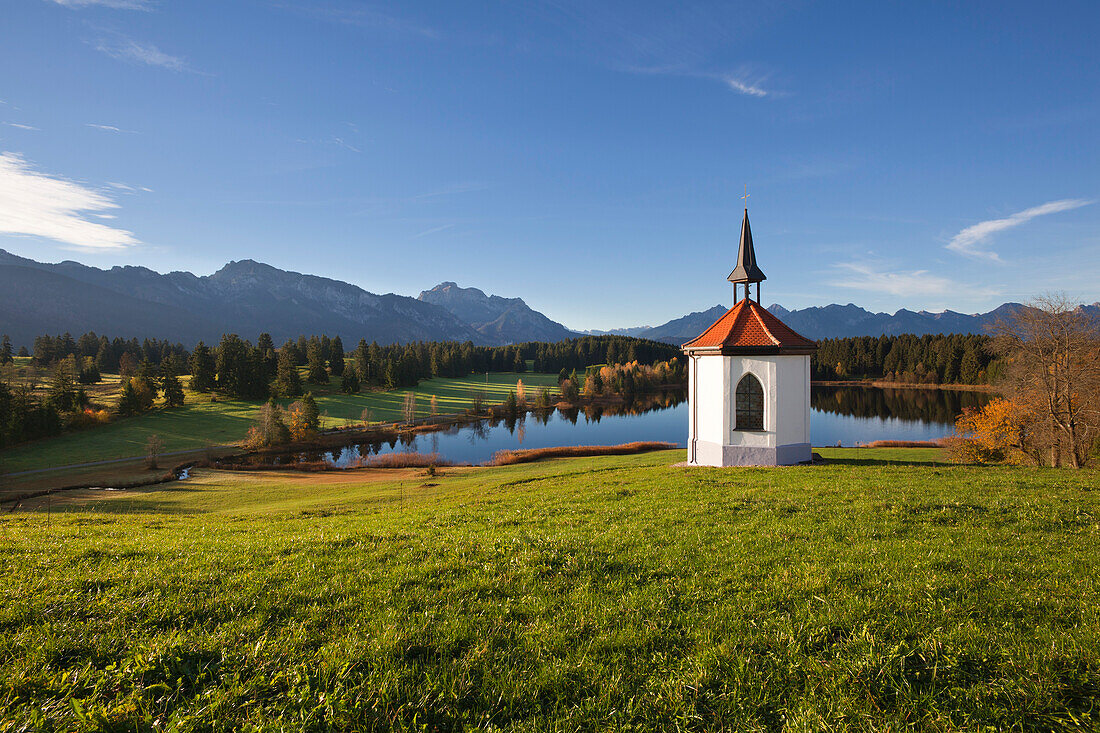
[489,442,677,466]
[944,398,1034,465]
[70,408,112,429]
[245,399,291,449]
[359,452,451,468]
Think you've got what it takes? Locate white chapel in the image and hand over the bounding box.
[681,207,817,466]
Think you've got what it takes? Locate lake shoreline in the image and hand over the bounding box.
[214,387,687,470]
[814,379,1003,393]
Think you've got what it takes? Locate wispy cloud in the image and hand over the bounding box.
[409,223,455,240]
[86,123,128,133]
[623,64,779,98]
[94,38,187,71]
[5,123,38,131]
[947,199,1093,261]
[0,152,141,250]
[295,135,362,154]
[328,136,360,153]
[48,0,152,7]
[106,181,153,193]
[725,76,769,97]
[831,262,956,298]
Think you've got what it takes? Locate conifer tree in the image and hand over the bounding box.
[77,356,101,384]
[256,332,278,383]
[215,334,251,396]
[306,340,329,384]
[330,336,345,376]
[50,358,79,412]
[959,347,983,384]
[189,341,217,392]
[0,335,12,365]
[160,361,185,407]
[274,348,303,397]
[354,339,370,383]
[117,379,141,416]
[340,368,360,394]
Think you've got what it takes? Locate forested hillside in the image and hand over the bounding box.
[812,333,996,384]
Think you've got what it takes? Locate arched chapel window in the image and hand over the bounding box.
[735,374,764,431]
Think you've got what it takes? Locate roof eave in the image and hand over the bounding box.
[682,344,817,356]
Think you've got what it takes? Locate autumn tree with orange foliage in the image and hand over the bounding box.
[287,392,321,442]
[945,398,1039,465]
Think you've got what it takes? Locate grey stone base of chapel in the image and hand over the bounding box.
[689,441,812,467]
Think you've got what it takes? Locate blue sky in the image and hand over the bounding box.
[1,0,1098,330]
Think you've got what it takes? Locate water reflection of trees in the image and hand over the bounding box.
[811,386,991,425]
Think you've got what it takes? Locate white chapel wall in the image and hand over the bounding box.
[694,356,727,444]
[725,356,777,448]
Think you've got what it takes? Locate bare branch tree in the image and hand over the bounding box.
[993,293,1100,467]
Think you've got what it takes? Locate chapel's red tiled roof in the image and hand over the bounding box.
[682,299,817,352]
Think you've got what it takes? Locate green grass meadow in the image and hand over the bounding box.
[0,371,557,476]
[2,449,1098,730]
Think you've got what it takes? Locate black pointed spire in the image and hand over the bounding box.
[727,208,766,285]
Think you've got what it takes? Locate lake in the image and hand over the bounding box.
[248,386,992,467]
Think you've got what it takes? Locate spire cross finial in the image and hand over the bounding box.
[741,184,750,209]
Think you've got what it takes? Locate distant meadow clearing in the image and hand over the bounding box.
[0,370,557,477]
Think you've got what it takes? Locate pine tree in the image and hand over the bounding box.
[330,336,345,376]
[189,341,217,392]
[300,391,320,430]
[0,335,12,365]
[340,368,360,394]
[215,334,251,396]
[959,347,983,384]
[503,390,518,417]
[256,332,277,383]
[245,346,271,400]
[117,379,141,416]
[306,340,329,384]
[78,356,101,384]
[273,348,303,397]
[50,358,78,412]
[95,337,111,374]
[354,339,370,383]
[161,361,185,407]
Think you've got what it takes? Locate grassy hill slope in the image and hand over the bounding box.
[2,449,1098,730]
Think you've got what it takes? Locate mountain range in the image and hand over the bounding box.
[632,302,1036,345]
[0,250,568,348]
[417,282,573,344]
[2,249,1091,348]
